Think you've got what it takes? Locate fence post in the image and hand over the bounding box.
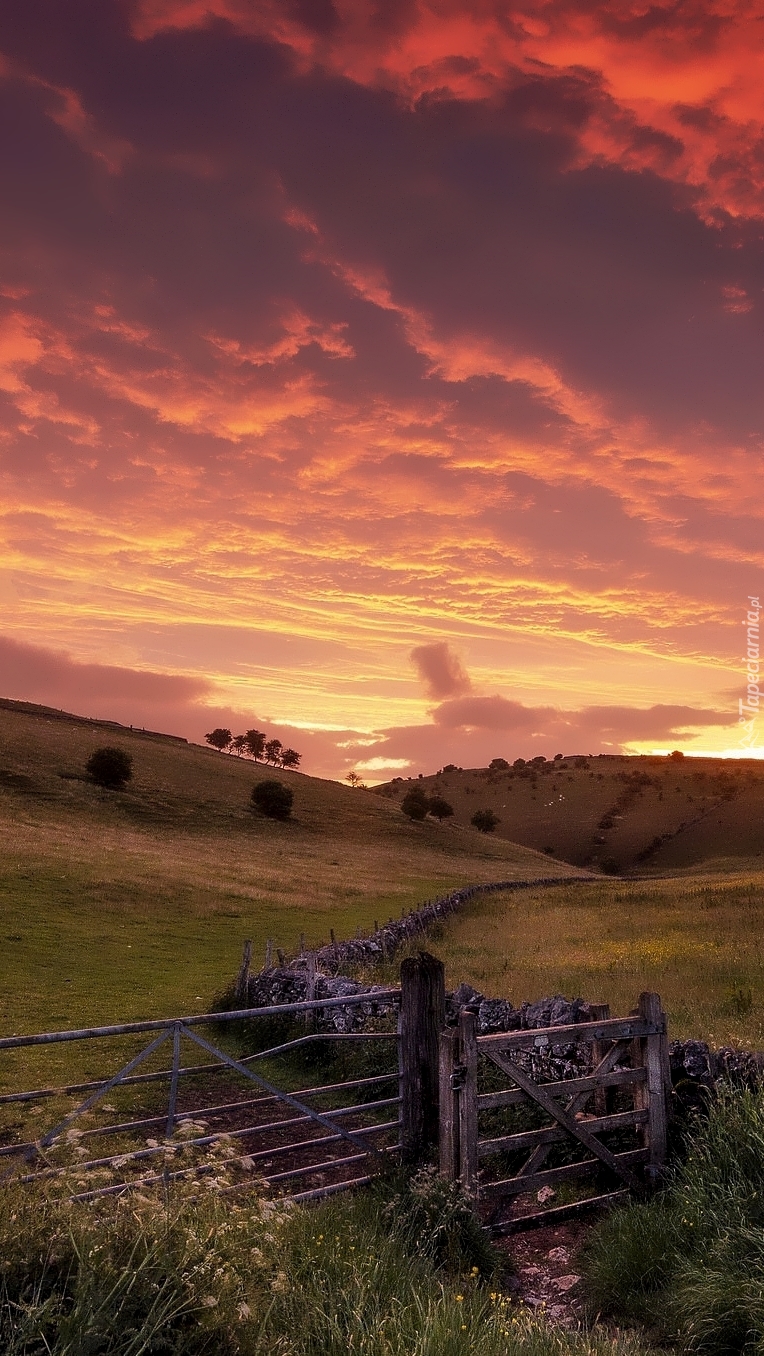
[638,991,669,1183]
[235,940,252,1003]
[400,952,445,1163]
[589,1002,611,1116]
[458,1008,478,1197]
[439,1025,460,1180]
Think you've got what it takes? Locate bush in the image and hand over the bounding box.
[401,787,429,821]
[428,795,454,821]
[489,758,509,771]
[471,808,499,833]
[85,746,133,789]
[251,778,293,820]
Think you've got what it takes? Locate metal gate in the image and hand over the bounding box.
[0,991,402,1203]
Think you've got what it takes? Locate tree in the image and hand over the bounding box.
[489,758,509,771]
[428,795,454,821]
[206,728,232,752]
[86,746,133,790]
[264,738,283,766]
[244,729,266,761]
[401,786,429,821]
[346,770,362,787]
[251,779,293,820]
[230,734,247,756]
[280,748,301,769]
[471,808,499,833]
[669,750,685,761]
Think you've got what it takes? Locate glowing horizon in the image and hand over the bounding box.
[0,1,762,780]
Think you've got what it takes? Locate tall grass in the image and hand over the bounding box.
[0,1166,651,1356]
[583,1086,764,1352]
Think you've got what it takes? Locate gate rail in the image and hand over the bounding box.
[0,990,403,1203]
[439,990,671,1233]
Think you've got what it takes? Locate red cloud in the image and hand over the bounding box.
[130,0,764,221]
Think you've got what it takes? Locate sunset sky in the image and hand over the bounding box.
[1,0,763,779]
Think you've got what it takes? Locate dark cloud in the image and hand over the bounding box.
[410,641,472,699]
[0,635,209,708]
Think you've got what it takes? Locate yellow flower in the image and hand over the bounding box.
[455,1294,464,1302]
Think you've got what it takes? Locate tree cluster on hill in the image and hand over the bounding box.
[205,727,301,769]
[401,786,454,822]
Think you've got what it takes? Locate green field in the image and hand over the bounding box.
[379,755,764,872]
[4,698,764,1091]
[0,701,570,1051]
[415,868,764,1047]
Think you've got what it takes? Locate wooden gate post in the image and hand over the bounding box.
[400,952,446,1163]
[458,1009,479,1197]
[439,1025,460,1180]
[638,991,669,1182]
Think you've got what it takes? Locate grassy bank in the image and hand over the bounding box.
[0,1164,650,1356]
[416,870,764,1045]
[584,1086,764,1353]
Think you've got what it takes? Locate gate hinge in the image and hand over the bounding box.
[450,1064,467,1091]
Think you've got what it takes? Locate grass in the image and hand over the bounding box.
[412,870,764,1045]
[0,1162,653,1356]
[380,756,764,872]
[583,1086,764,1353]
[0,702,573,1087]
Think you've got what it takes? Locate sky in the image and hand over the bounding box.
[1,0,763,780]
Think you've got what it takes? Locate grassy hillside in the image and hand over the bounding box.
[378,754,764,872]
[407,867,764,1046]
[0,701,572,1047]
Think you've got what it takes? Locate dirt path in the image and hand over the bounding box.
[495,1220,591,1326]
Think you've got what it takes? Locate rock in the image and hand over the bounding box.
[537,1186,556,1204]
[553,1274,581,1293]
[546,1247,570,1263]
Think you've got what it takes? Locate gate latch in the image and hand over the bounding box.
[450,1064,467,1092]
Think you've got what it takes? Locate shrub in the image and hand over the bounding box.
[488,758,509,771]
[428,795,454,821]
[471,808,499,833]
[251,778,293,820]
[85,746,133,789]
[401,787,428,821]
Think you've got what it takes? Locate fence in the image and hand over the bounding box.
[0,990,404,1204]
[0,954,670,1227]
[439,989,671,1232]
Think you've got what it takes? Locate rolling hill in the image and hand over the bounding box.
[377,754,764,872]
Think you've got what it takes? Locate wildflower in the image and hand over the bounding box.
[455,1294,464,1302]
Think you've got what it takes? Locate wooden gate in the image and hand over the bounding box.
[439,992,670,1232]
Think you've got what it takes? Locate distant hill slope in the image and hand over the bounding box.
[0,699,577,1039]
[376,755,764,872]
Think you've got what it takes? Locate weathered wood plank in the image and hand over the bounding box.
[459,1009,479,1196]
[491,1190,629,1234]
[477,1015,658,1050]
[483,1148,649,1198]
[439,1026,460,1180]
[639,991,668,1180]
[483,1050,644,1189]
[476,1065,645,1110]
[478,1108,648,1159]
[400,953,445,1164]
